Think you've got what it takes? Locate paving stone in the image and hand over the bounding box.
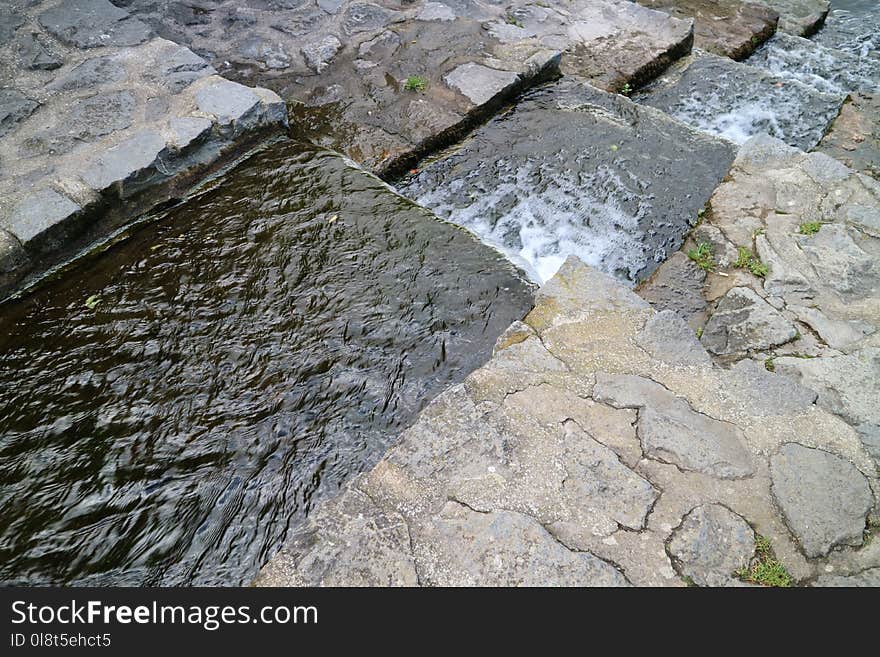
[635,49,845,150]
[701,287,799,356]
[770,443,873,558]
[443,63,520,107]
[47,56,128,92]
[0,89,39,139]
[0,7,26,43]
[668,504,756,586]
[0,229,28,274]
[166,116,213,151]
[816,92,880,181]
[4,189,81,246]
[81,130,167,193]
[634,0,779,59]
[38,0,153,49]
[593,373,754,478]
[301,35,342,74]
[399,80,734,285]
[195,78,262,125]
[16,32,65,71]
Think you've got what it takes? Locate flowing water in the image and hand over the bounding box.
[0,141,533,586]
[813,0,880,60]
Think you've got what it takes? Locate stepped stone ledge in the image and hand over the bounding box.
[256,256,878,587]
[0,0,289,296]
[115,0,696,175]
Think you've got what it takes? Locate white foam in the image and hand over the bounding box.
[414,161,655,285]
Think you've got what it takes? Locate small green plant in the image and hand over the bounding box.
[505,13,524,27]
[798,221,822,236]
[735,246,768,277]
[695,327,703,339]
[620,82,632,96]
[84,294,102,310]
[735,534,793,587]
[687,242,716,272]
[764,357,775,372]
[403,75,428,92]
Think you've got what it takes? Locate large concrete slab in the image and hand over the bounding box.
[635,49,845,150]
[397,79,735,285]
[116,1,694,175]
[256,256,878,587]
[0,0,288,294]
[634,0,779,60]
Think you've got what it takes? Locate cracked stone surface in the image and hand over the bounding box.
[641,135,880,474]
[668,504,756,586]
[0,0,288,295]
[701,286,799,356]
[116,0,693,174]
[257,256,878,586]
[770,443,873,558]
[634,0,778,60]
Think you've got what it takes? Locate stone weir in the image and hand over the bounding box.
[0,0,289,297]
[256,254,879,586]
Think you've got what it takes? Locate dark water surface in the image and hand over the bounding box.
[0,141,533,586]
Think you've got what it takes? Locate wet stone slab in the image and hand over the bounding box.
[117,0,694,174]
[397,79,735,285]
[633,0,779,60]
[634,49,845,150]
[0,142,535,586]
[749,0,829,37]
[0,0,288,295]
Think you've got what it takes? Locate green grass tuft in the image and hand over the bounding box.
[798,222,822,236]
[687,242,716,272]
[764,357,775,372]
[403,75,428,92]
[735,246,768,278]
[735,534,793,587]
[619,83,632,96]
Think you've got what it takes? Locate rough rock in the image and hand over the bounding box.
[0,90,39,139]
[637,252,708,326]
[81,131,167,194]
[636,310,712,366]
[594,373,754,478]
[701,287,799,356]
[399,80,734,285]
[668,504,756,586]
[634,0,779,59]
[770,443,872,558]
[443,64,520,107]
[5,190,81,247]
[38,0,153,48]
[813,567,880,587]
[635,49,845,150]
[301,35,342,73]
[413,504,629,587]
[16,32,65,71]
[0,230,28,274]
[816,92,880,181]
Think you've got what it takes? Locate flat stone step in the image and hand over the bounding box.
[117,1,694,175]
[749,0,830,37]
[633,0,778,60]
[634,49,845,150]
[748,31,879,96]
[814,91,880,180]
[396,79,735,285]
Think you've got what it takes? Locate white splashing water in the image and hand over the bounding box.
[414,161,657,285]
